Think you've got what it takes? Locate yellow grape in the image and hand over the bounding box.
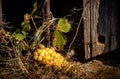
[51,52,57,57]
[44,55,51,61]
[37,49,42,53]
[38,49,42,52]
[58,57,64,63]
[41,52,45,57]
[37,51,42,56]
[45,48,50,51]
[42,49,46,54]
[45,60,50,65]
[48,49,53,55]
[50,56,54,61]
[59,55,64,60]
[44,51,49,56]
[33,55,38,60]
[33,51,38,56]
[38,56,43,61]
[55,53,61,58]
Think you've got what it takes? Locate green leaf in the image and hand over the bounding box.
[58,18,71,33]
[21,22,26,27]
[13,33,26,41]
[15,33,26,41]
[12,30,27,41]
[52,30,67,50]
[14,29,21,33]
[21,31,27,36]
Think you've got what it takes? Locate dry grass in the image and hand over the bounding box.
[1,28,120,79]
[0,28,79,79]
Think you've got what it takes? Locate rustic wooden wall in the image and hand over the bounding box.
[83,0,118,59]
[83,0,104,59]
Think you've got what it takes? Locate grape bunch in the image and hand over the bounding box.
[33,45,68,69]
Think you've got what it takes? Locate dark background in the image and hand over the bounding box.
[2,0,82,28]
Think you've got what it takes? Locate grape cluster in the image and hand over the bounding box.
[33,46,68,68]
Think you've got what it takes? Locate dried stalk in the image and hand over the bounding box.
[68,5,87,52]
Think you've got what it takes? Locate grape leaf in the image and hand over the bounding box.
[53,30,67,50]
[12,30,27,41]
[14,33,26,41]
[58,18,71,33]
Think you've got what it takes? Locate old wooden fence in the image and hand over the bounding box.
[83,0,118,59]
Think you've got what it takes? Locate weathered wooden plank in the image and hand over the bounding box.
[83,0,118,59]
[90,0,105,57]
[83,0,91,59]
[96,0,117,53]
[83,0,107,59]
[91,0,118,58]
[108,0,117,50]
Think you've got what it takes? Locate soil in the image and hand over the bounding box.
[71,49,120,79]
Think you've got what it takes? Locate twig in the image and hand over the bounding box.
[18,56,29,75]
[31,16,38,31]
[68,6,87,52]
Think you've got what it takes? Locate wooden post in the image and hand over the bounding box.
[83,0,105,59]
[45,0,51,47]
[0,0,2,27]
[45,0,51,20]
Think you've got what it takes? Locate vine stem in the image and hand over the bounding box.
[68,6,87,52]
[31,16,38,31]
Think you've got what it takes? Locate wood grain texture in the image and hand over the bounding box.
[83,0,118,59]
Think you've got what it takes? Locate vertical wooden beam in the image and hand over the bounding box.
[45,0,51,20]
[90,0,105,57]
[83,0,91,59]
[45,0,51,47]
[83,0,105,59]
